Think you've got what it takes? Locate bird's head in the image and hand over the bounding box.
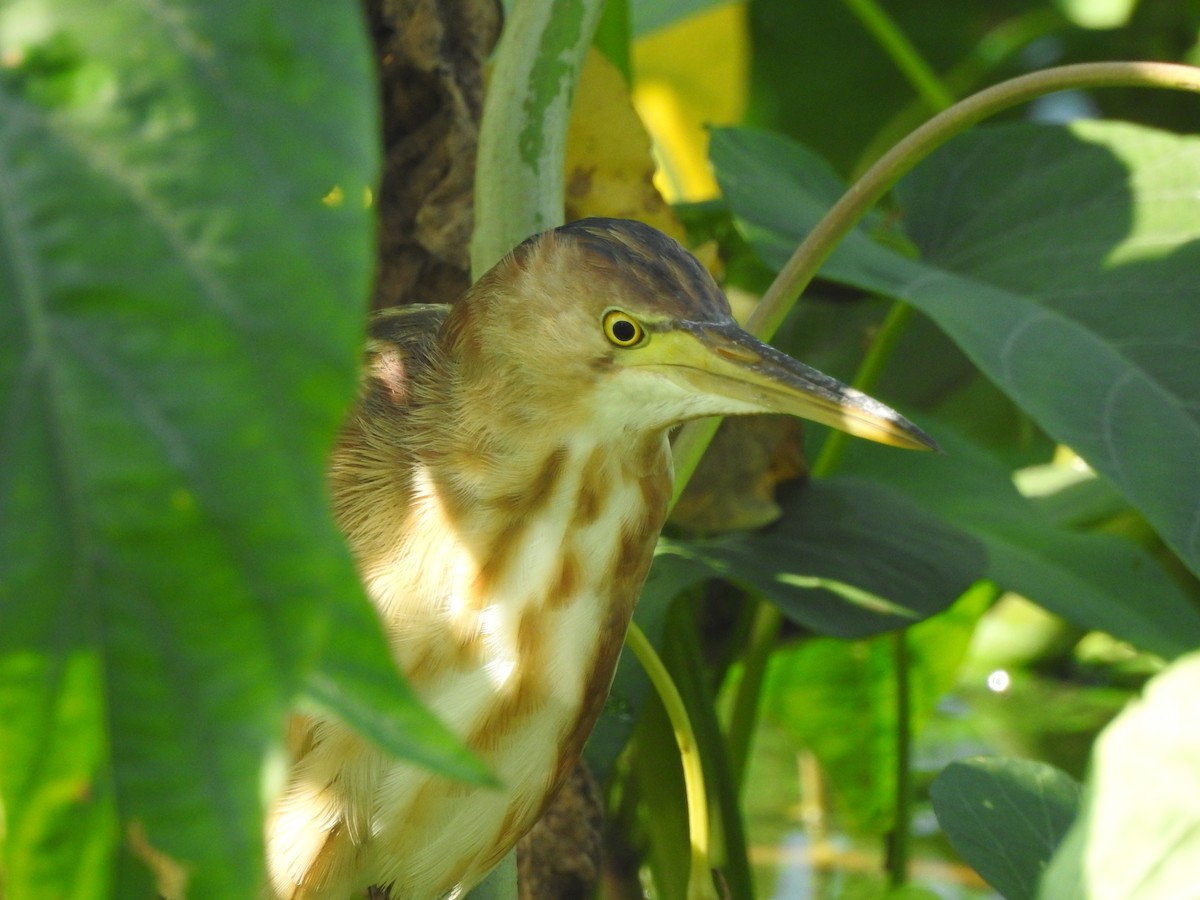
[443,217,934,451]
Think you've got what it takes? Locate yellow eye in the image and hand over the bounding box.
[602,309,645,347]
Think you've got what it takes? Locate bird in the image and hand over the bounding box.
[264,217,935,899]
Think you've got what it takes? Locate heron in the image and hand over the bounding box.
[265,217,934,898]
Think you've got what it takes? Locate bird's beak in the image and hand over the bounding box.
[632,322,937,451]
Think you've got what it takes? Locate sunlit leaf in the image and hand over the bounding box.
[1039,651,1200,899]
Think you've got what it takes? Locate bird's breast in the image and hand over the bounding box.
[350,432,672,895]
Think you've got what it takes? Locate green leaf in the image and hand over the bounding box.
[841,426,1200,658]
[930,757,1082,900]
[1039,651,1200,899]
[762,583,993,832]
[710,125,896,279]
[0,1,431,895]
[654,477,985,638]
[714,120,1200,582]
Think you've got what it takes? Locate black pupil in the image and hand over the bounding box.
[612,318,637,343]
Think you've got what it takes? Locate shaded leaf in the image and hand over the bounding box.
[931,757,1082,900]
[745,0,1032,172]
[654,477,985,638]
[1040,651,1200,899]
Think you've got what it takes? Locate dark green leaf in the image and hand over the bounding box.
[931,757,1082,900]
[710,126,897,279]
[745,0,1035,172]
[654,477,985,637]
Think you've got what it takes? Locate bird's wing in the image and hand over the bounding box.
[357,303,452,414]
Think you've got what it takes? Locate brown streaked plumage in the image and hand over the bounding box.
[265,218,936,899]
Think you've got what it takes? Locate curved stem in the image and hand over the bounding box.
[885,629,913,887]
[626,621,714,900]
[671,61,1200,498]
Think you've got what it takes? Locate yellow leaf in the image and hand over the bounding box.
[565,49,688,244]
[633,2,749,202]
[565,49,720,272]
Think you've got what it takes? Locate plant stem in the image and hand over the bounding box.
[885,629,913,887]
[725,598,782,792]
[626,621,714,900]
[841,0,955,111]
[666,602,755,900]
[471,0,606,276]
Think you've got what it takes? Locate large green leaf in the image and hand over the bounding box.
[931,757,1082,900]
[0,2,466,896]
[840,426,1200,658]
[1038,651,1200,899]
[303,592,492,786]
[713,121,1200,582]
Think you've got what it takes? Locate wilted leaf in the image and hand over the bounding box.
[670,415,806,534]
[566,49,689,234]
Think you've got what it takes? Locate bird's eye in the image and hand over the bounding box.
[602,309,645,347]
